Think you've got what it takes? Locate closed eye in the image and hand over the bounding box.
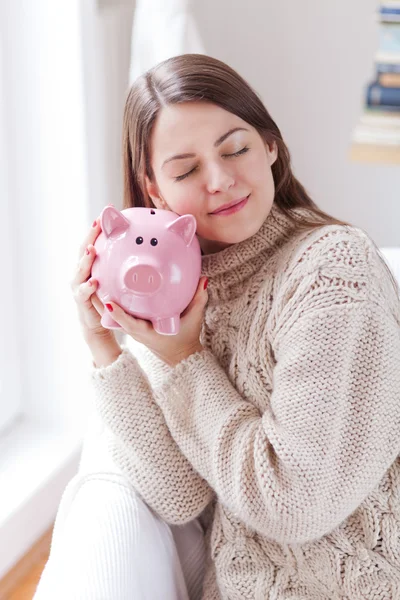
[223,146,250,158]
[174,146,250,182]
[174,166,198,182]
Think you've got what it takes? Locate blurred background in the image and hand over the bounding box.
[0,0,399,597]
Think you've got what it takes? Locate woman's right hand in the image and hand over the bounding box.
[71,218,114,344]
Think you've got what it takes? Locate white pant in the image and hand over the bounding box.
[33,413,206,600]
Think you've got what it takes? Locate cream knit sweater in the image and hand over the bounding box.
[91,203,400,599]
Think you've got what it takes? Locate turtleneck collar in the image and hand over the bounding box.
[200,203,305,281]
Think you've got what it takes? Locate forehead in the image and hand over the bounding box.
[150,102,251,158]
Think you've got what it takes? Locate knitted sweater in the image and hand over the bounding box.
[91,203,400,599]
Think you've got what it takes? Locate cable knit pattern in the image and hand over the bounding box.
[91,203,400,599]
[90,347,214,525]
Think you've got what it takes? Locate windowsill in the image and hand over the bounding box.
[0,416,83,580]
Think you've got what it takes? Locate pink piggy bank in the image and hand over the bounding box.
[91,206,202,335]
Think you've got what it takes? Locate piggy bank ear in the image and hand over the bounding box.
[166,214,197,247]
[101,206,130,238]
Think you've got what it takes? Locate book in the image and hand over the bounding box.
[379,5,400,22]
[378,22,400,54]
[375,50,400,63]
[376,62,400,74]
[365,104,400,112]
[366,106,400,116]
[352,124,400,145]
[379,72,400,86]
[367,81,400,106]
[360,109,400,127]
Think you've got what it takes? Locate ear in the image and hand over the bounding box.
[166,214,197,247]
[101,206,130,238]
[266,141,278,167]
[145,176,166,210]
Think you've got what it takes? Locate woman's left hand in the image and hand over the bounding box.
[103,277,209,367]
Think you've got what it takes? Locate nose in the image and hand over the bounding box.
[206,163,235,195]
[124,264,162,294]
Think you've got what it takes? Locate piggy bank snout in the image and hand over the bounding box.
[123,264,162,295]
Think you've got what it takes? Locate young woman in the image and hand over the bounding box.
[69,54,400,599]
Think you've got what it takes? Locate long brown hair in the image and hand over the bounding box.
[121,53,398,295]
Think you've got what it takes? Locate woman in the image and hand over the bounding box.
[69,54,400,599]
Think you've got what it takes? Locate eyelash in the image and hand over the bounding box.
[174,146,250,182]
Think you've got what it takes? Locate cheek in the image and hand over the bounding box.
[163,183,199,216]
[244,151,274,189]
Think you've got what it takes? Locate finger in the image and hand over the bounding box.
[103,301,152,336]
[74,277,98,306]
[71,244,97,290]
[78,217,102,260]
[73,279,102,327]
[181,277,208,318]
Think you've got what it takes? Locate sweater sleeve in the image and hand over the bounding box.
[153,233,400,544]
[90,346,214,525]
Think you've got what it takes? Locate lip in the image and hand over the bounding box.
[210,194,250,215]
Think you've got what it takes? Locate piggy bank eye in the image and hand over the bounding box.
[136,237,144,244]
[150,238,158,247]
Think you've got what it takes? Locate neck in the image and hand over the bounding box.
[199,236,234,256]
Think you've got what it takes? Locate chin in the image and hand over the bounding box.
[200,212,268,253]
[232,218,264,241]
[211,225,259,248]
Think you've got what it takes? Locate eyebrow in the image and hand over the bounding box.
[161,127,249,168]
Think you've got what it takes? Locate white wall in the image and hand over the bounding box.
[94,0,399,247]
[192,0,400,246]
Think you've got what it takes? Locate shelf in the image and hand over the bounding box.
[350,143,400,164]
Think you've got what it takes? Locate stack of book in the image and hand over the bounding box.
[352,2,400,152]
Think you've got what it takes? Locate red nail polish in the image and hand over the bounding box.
[204,278,208,290]
[86,247,90,255]
[105,303,113,312]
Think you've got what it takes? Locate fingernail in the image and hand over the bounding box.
[88,279,93,287]
[204,278,208,290]
[92,220,97,227]
[105,303,113,312]
[85,247,90,255]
